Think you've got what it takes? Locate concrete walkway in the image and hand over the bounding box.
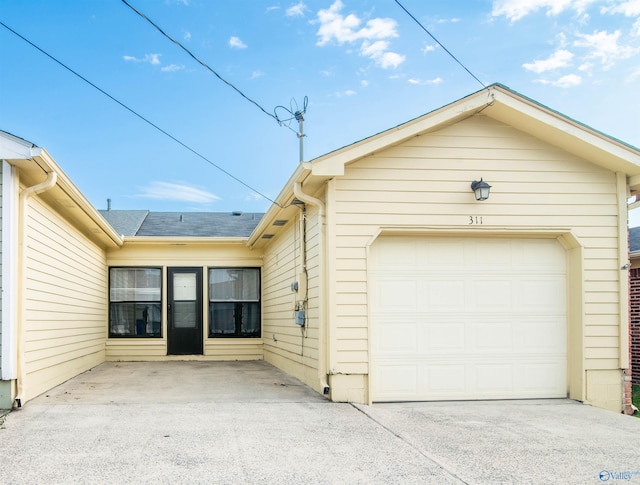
[0,361,639,484]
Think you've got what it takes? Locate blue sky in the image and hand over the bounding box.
[2,0,640,223]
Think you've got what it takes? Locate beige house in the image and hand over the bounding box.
[2,84,639,413]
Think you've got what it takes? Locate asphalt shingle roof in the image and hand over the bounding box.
[99,210,264,237]
[99,210,149,236]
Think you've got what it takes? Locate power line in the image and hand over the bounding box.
[0,20,279,206]
[121,0,279,122]
[393,0,486,90]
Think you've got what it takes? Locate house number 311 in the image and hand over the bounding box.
[469,216,483,225]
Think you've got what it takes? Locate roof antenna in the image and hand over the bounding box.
[274,96,309,163]
[295,108,305,164]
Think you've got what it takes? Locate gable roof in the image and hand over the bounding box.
[99,210,264,237]
[308,83,640,178]
[248,83,640,247]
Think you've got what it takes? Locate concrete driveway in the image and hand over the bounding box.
[0,361,639,484]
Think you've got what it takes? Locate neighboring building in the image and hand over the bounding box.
[629,227,640,386]
[2,84,640,413]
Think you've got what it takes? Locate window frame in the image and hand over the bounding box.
[207,267,261,338]
[108,266,163,338]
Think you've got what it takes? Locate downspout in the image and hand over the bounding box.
[15,171,57,408]
[293,181,330,396]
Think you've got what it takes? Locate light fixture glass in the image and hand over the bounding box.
[471,178,491,201]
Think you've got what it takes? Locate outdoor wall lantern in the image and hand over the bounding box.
[471,178,491,201]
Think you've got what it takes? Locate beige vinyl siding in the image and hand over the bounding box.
[328,115,620,378]
[262,208,322,392]
[105,243,263,360]
[23,195,107,401]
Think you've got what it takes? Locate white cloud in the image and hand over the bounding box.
[601,0,640,17]
[360,40,388,58]
[123,53,161,65]
[250,70,265,79]
[184,31,191,41]
[360,79,369,87]
[574,29,638,68]
[522,49,574,73]
[536,73,583,87]
[334,89,357,97]
[359,41,405,68]
[556,32,569,48]
[578,61,594,71]
[356,17,399,40]
[161,64,185,72]
[286,2,307,17]
[377,51,406,69]
[422,44,437,54]
[316,2,398,45]
[492,0,597,21]
[137,182,219,203]
[229,36,248,49]
[315,0,404,69]
[408,77,443,85]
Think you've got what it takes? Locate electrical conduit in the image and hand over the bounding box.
[293,182,330,396]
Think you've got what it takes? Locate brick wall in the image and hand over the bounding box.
[630,268,640,386]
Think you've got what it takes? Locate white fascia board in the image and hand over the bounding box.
[489,88,640,173]
[1,160,17,379]
[0,131,41,160]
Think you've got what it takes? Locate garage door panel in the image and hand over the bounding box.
[376,365,418,395]
[427,323,465,352]
[427,365,466,394]
[472,364,514,394]
[520,278,566,309]
[425,239,465,266]
[474,239,514,266]
[426,280,466,308]
[520,240,566,267]
[371,236,568,402]
[520,318,567,352]
[518,360,566,394]
[374,279,417,309]
[375,321,418,353]
[473,321,513,351]
[474,280,513,310]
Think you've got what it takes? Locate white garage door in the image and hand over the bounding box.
[370,236,567,401]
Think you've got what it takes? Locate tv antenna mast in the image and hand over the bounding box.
[275,96,308,163]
